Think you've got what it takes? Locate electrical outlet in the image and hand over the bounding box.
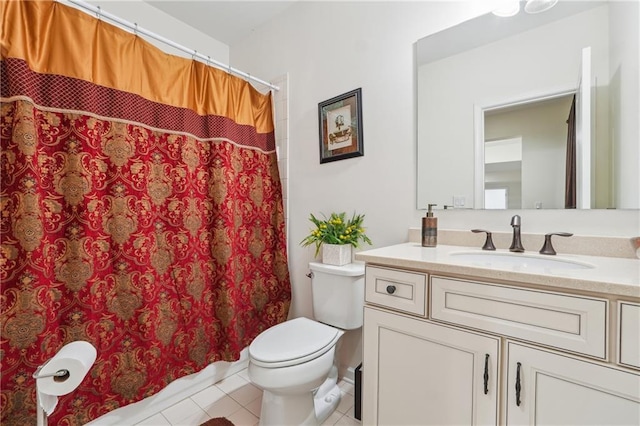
[453,196,466,207]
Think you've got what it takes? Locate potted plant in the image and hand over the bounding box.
[300,212,372,265]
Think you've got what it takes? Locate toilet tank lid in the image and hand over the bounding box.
[309,261,365,276]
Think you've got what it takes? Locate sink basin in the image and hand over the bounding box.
[449,251,594,270]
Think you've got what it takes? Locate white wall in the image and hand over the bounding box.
[231,0,496,318]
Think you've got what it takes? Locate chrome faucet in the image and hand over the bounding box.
[509,215,525,252]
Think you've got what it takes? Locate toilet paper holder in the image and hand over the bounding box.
[33,340,97,426]
[33,363,69,380]
[33,362,70,426]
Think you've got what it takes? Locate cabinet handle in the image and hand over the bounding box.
[515,362,522,407]
[483,354,489,395]
[386,285,396,294]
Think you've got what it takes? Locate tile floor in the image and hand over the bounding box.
[133,368,360,426]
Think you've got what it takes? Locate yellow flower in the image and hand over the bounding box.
[300,212,372,257]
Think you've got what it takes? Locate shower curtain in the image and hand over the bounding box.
[0,1,291,424]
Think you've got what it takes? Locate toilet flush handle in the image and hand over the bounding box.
[306,271,314,279]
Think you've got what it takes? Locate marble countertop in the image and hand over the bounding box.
[355,243,640,298]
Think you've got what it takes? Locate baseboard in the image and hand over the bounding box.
[86,348,249,425]
[341,365,356,385]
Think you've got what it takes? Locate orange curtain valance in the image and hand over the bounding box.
[1,0,274,133]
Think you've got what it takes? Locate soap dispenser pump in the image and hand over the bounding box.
[422,204,438,247]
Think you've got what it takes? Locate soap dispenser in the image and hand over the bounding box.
[422,204,438,247]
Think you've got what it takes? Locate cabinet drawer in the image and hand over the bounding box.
[431,276,607,358]
[365,266,426,316]
[619,301,640,369]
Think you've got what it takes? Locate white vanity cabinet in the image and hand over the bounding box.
[362,264,640,426]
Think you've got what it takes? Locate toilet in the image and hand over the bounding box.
[248,261,365,426]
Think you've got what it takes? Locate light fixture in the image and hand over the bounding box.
[524,0,559,14]
[492,0,558,17]
[492,0,521,17]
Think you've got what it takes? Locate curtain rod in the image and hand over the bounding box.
[63,0,280,91]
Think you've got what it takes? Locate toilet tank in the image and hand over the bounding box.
[309,261,365,330]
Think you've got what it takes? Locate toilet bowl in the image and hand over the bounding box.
[248,261,365,426]
[248,317,344,425]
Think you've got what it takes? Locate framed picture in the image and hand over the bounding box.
[318,88,364,164]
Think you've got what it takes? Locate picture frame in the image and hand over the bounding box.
[318,88,364,164]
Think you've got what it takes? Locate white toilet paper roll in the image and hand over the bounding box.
[35,341,97,416]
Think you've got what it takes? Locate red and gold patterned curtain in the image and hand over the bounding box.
[0,1,291,424]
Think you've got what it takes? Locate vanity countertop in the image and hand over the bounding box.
[355,243,640,298]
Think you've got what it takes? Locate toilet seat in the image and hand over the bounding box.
[249,317,342,368]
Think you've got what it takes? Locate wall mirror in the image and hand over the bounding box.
[416,1,639,210]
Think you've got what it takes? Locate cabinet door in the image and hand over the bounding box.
[363,307,500,425]
[619,301,640,369]
[505,341,640,425]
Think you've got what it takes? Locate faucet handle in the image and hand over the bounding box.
[471,229,496,251]
[539,232,573,255]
